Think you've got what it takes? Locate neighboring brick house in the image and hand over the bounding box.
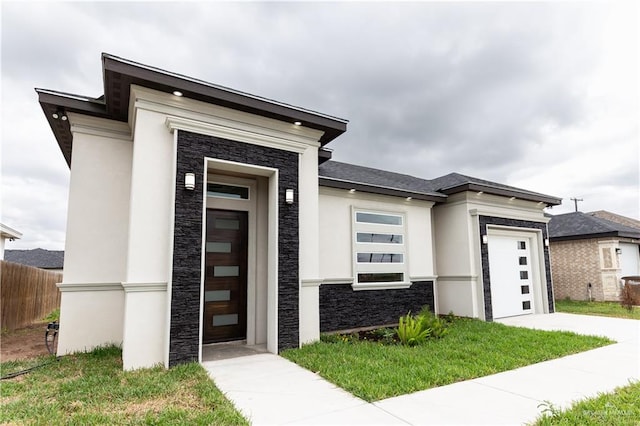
[548,211,640,301]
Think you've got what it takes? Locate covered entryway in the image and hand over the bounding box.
[203,209,248,343]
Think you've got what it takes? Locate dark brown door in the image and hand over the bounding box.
[203,209,248,344]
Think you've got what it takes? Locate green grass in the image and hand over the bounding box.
[555,299,640,320]
[535,381,640,425]
[281,318,612,401]
[0,345,247,425]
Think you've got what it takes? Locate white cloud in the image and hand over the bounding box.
[1,1,638,250]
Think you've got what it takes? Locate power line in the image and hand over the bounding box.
[570,197,583,212]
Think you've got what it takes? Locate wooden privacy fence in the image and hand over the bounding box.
[1,260,62,331]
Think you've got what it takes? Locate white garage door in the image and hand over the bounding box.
[620,243,640,277]
[488,235,535,319]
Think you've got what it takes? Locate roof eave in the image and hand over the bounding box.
[549,231,640,242]
[101,54,348,145]
[441,183,562,206]
[36,89,109,167]
[319,177,447,203]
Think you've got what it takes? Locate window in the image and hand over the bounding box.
[207,183,249,200]
[357,253,404,263]
[356,212,403,225]
[353,209,407,288]
[356,233,403,244]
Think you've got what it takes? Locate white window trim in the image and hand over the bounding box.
[351,207,410,290]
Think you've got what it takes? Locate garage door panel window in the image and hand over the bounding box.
[353,210,407,288]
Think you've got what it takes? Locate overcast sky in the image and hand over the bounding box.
[1,1,638,250]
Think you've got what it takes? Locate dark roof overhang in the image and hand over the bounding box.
[440,182,562,206]
[549,231,640,242]
[319,177,447,203]
[37,53,348,167]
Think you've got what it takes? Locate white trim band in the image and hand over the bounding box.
[57,282,123,292]
[121,282,168,292]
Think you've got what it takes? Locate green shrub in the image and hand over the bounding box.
[417,306,450,339]
[396,313,430,346]
[42,308,60,322]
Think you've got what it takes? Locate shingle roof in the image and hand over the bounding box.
[587,210,640,230]
[548,212,640,241]
[318,161,561,205]
[427,172,562,205]
[4,249,64,269]
[318,161,446,201]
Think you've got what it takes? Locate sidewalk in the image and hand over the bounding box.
[202,313,639,425]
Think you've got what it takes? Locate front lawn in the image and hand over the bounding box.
[0,345,247,425]
[282,318,612,401]
[555,299,640,320]
[535,380,640,425]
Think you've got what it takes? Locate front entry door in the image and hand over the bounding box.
[203,209,248,344]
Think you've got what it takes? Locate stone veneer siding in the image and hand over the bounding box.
[169,130,299,367]
[319,281,434,332]
[479,216,554,321]
[549,238,604,301]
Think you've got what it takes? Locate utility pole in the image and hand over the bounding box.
[570,197,583,212]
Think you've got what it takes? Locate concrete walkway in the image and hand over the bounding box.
[202,313,639,425]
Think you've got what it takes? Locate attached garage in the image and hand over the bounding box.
[486,227,550,319]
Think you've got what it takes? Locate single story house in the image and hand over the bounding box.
[4,248,65,272]
[37,54,561,370]
[0,223,22,260]
[548,211,640,301]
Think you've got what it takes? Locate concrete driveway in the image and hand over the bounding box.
[203,313,639,425]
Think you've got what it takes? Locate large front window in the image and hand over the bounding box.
[353,210,408,289]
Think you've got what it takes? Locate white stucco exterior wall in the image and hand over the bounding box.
[318,187,436,284]
[121,96,177,369]
[298,146,321,344]
[57,114,132,355]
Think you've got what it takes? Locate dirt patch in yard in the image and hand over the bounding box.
[1,321,56,362]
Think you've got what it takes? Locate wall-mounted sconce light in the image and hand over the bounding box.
[285,189,294,204]
[185,173,195,190]
[482,235,488,244]
[293,121,302,126]
[349,189,356,193]
[406,197,412,201]
[615,248,622,255]
[545,238,550,247]
[172,90,183,97]
[52,109,68,121]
